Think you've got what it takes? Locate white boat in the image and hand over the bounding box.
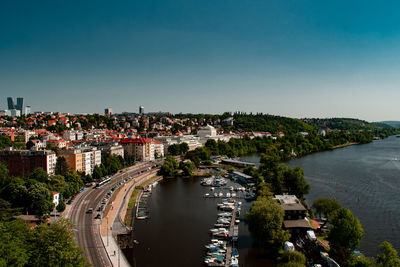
[219,192,224,197]
[226,192,231,198]
[232,192,236,197]
[204,193,210,197]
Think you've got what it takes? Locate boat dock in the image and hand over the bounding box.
[224,203,238,267]
[205,199,240,266]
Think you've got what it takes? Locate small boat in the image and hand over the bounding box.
[219,192,224,197]
[204,193,210,198]
[226,192,231,198]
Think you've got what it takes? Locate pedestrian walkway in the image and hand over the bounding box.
[101,235,130,267]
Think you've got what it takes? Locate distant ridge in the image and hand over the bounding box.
[376,121,400,128]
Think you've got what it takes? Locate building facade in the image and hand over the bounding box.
[58,147,101,175]
[120,138,163,162]
[0,147,57,176]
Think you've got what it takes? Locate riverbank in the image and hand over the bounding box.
[332,142,359,149]
[124,175,162,227]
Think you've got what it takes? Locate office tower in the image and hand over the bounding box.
[139,106,144,115]
[25,106,31,115]
[7,97,15,110]
[105,108,112,116]
[16,97,24,115]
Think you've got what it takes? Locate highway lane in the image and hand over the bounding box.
[69,160,163,267]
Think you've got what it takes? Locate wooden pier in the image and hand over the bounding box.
[224,202,239,267]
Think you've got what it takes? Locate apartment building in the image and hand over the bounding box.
[58,147,101,175]
[0,147,57,176]
[120,138,163,162]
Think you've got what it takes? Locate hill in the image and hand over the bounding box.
[377,121,400,128]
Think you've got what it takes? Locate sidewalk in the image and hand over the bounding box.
[99,170,159,267]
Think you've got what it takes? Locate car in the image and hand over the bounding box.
[86,208,93,214]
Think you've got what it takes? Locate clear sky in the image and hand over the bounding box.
[1,0,400,121]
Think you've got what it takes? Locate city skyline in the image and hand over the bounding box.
[2,1,400,121]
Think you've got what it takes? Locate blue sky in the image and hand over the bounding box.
[1,0,400,121]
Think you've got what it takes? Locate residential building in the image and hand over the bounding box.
[46,139,67,149]
[120,138,162,161]
[52,192,59,207]
[0,147,57,176]
[92,142,124,158]
[58,147,101,175]
[274,194,311,235]
[139,106,144,115]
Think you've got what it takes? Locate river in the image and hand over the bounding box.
[242,135,400,256]
[123,177,273,267]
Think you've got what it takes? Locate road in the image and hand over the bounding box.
[68,160,162,267]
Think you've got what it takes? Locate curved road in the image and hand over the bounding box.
[68,161,162,267]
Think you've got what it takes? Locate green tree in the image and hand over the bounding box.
[55,156,69,176]
[278,250,306,267]
[0,162,8,188]
[30,218,90,266]
[27,183,54,216]
[181,160,195,176]
[168,144,181,156]
[64,171,84,198]
[312,198,341,219]
[179,142,189,154]
[283,166,309,199]
[349,255,374,267]
[376,241,400,267]
[48,175,68,196]
[0,219,32,266]
[159,156,179,177]
[57,201,66,212]
[245,196,290,252]
[328,208,364,264]
[29,168,49,183]
[92,165,103,180]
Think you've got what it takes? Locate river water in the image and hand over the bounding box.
[123,177,273,267]
[242,136,400,256]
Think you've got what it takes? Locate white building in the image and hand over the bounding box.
[52,192,59,207]
[197,124,217,138]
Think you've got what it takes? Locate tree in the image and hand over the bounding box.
[245,196,290,251]
[312,198,341,219]
[0,162,8,188]
[63,171,84,198]
[0,219,32,266]
[27,182,54,216]
[278,250,306,267]
[57,201,66,212]
[179,142,189,154]
[283,166,309,199]
[328,208,364,264]
[159,156,179,177]
[55,156,69,176]
[181,160,195,176]
[48,175,68,196]
[30,218,90,266]
[376,241,400,267]
[168,144,181,156]
[349,255,374,267]
[92,165,103,180]
[29,168,49,183]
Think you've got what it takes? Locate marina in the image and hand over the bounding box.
[204,200,240,267]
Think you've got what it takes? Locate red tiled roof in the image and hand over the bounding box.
[120,138,153,144]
